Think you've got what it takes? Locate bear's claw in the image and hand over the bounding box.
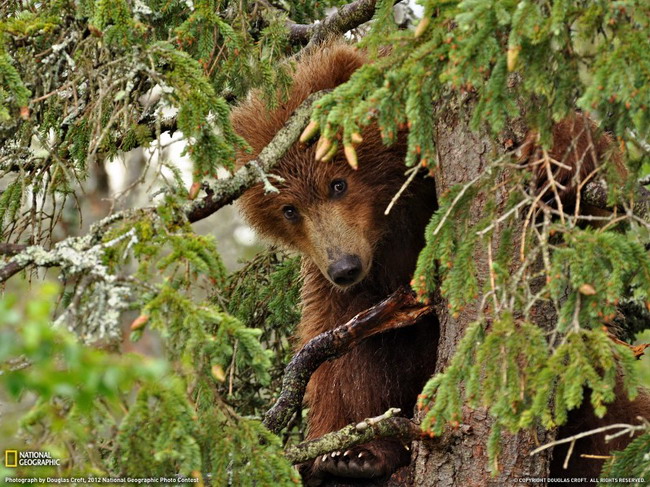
[314,446,388,479]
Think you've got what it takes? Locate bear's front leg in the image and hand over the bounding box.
[301,346,413,485]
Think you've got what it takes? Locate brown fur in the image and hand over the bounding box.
[551,383,650,483]
[232,42,649,484]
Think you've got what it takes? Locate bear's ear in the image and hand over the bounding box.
[231,42,367,167]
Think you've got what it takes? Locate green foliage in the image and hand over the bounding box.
[1,274,299,484]
[0,283,166,477]
[1,0,354,244]
[2,0,650,482]
[223,251,303,436]
[322,3,650,475]
[419,317,638,470]
[310,0,650,167]
[600,432,650,483]
[549,230,650,332]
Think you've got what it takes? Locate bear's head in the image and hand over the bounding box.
[232,43,409,289]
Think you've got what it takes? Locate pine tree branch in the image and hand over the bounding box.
[185,90,326,223]
[263,288,435,434]
[284,408,421,464]
[0,85,320,281]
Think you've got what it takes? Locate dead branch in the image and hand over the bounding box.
[529,419,647,469]
[0,243,27,256]
[284,408,421,464]
[263,287,435,434]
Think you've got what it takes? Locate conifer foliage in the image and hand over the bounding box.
[1,0,650,484]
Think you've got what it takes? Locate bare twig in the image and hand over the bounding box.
[284,408,421,464]
[263,288,435,434]
[384,166,422,215]
[529,421,647,458]
[432,174,483,237]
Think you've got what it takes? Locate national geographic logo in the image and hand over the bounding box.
[4,450,60,467]
[5,450,17,468]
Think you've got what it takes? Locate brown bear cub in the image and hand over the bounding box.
[232,43,439,483]
[233,43,649,484]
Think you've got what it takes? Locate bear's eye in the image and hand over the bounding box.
[282,205,299,221]
[330,179,347,198]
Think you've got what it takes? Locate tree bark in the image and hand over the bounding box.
[411,99,554,485]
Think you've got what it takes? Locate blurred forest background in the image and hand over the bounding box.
[2,0,650,485]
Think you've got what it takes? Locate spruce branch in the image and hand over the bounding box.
[284,408,421,464]
[185,91,327,223]
[0,85,322,281]
[263,287,435,434]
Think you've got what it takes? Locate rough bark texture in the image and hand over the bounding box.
[287,0,379,48]
[411,100,554,486]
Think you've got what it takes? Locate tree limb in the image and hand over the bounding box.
[0,260,28,283]
[284,408,421,464]
[582,180,650,223]
[286,0,379,47]
[263,287,435,434]
[0,243,27,256]
[0,210,147,284]
[185,90,326,223]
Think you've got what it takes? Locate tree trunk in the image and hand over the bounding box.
[410,100,555,485]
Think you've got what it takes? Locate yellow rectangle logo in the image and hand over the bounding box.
[5,450,17,468]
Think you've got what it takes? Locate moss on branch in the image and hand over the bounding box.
[284,409,420,464]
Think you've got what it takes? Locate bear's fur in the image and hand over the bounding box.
[232,42,649,484]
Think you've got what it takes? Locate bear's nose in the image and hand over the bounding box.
[328,255,363,286]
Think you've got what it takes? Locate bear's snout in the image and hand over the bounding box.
[327,254,363,287]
